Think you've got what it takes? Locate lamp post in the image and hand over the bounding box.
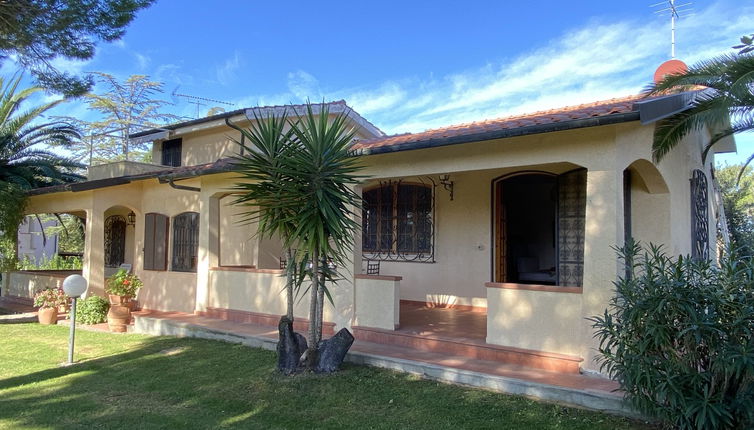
[62,275,88,365]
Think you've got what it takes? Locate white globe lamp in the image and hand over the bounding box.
[62,274,88,365]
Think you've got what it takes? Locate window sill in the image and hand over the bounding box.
[484,282,582,294]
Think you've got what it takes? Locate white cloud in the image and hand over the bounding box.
[287,70,321,101]
[216,51,242,86]
[341,0,754,135]
[134,53,151,70]
[345,82,406,114]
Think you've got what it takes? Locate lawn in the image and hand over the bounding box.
[0,324,651,429]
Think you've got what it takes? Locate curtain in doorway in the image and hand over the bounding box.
[557,169,587,287]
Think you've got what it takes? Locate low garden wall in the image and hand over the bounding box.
[5,270,81,299]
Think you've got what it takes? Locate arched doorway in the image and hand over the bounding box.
[104,215,127,268]
[492,169,587,287]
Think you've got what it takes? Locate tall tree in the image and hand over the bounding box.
[63,72,177,164]
[647,39,754,166]
[0,74,83,259]
[717,164,754,255]
[0,0,154,96]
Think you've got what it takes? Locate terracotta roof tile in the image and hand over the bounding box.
[354,94,644,152]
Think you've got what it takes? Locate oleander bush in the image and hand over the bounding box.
[76,295,110,325]
[591,242,754,429]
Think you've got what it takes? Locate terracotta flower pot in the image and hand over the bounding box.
[108,294,133,307]
[37,307,58,325]
[107,305,132,333]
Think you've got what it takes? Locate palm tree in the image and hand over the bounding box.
[0,75,83,250]
[0,75,83,188]
[227,109,300,322]
[231,102,363,370]
[647,52,754,168]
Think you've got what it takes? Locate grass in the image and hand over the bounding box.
[0,324,652,430]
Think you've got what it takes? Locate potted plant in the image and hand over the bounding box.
[105,269,143,310]
[105,270,142,332]
[33,288,67,325]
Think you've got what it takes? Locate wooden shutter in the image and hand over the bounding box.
[144,213,169,271]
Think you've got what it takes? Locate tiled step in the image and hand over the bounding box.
[195,307,336,336]
[352,325,583,374]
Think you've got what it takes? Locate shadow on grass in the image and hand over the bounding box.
[0,332,650,430]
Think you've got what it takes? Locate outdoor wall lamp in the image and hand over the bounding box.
[127,211,136,226]
[439,174,454,201]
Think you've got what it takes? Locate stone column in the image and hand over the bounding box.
[82,203,105,298]
[580,169,624,373]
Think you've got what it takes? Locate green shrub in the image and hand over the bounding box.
[19,253,83,270]
[75,296,110,325]
[591,242,754,429]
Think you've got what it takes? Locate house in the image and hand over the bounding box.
[2,74,734,375]
[17,216,60,265]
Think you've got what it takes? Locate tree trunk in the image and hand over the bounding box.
[315,255,326,345]
[285,247,294,321]
[306,248,319,369]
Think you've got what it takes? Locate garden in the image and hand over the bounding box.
[0,323,650,430]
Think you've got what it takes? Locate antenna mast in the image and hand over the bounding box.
[171,89,235,119]
[652,1,693,59]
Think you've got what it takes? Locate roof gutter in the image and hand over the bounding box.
[357,111,641,156]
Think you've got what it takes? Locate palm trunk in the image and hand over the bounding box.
[315,255,326,345]
[306,248,319,368]
[285,247,294,321]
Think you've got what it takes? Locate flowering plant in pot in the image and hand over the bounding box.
[105,269,143,309]
[33,288,67,325]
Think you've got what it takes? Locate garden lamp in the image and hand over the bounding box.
[62,275,88,365]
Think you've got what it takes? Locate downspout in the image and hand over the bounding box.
[159,177,201,192]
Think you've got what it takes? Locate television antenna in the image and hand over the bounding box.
[171,87,235,119]
[651,1,694,58]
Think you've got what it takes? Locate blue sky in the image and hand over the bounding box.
[7,0,754,164]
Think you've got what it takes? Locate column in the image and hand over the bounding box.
[195,193,219,313]
[580,169,624,372]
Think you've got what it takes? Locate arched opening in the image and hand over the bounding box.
[624,159,671,249]
[492,169,586,287]
[103,205,136,277]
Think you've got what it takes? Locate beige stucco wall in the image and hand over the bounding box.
[486,286,583,356]
[7,272,66,298]
[88,160,164,180]
[354,276,400,330]
[152,114,380,168]
[218,195,258,267]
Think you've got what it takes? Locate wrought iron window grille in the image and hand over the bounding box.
[172,212,199,272]
[362,178,436,263]
[104,215,127,268]
[691,169,710,261]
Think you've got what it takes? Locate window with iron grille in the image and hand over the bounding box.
[172,212,199,272]
[161,138,182,167]
[362,183,434,262]
[691,169,710,261]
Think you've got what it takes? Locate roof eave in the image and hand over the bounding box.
[357,111,641,156]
